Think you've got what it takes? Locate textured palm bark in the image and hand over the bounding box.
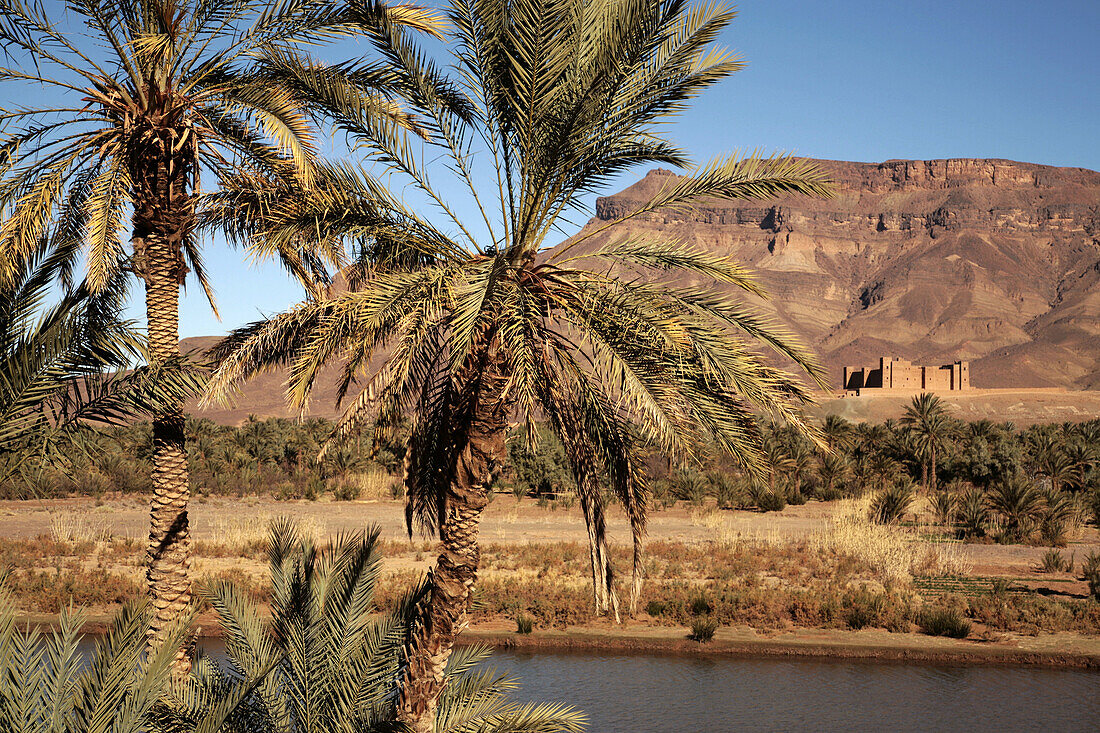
[128,118,195,671]
[396,341,509,733]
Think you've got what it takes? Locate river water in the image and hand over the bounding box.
[482,650,1100,732]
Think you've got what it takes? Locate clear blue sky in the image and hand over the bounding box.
[159,0,1099,338]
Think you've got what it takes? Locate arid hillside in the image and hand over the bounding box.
[187,157,1100,424]
[570,158,1100,390]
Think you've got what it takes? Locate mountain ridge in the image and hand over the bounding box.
[574,156,1100,390]
[185,156,1100,424]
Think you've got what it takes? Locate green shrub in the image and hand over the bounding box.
[785,486,808,506]
[689,617,718,642]
[843,590,885,630]
[870,480,914,524]
[689,596,712,616]
[1083,551,1100,601]
[515,613,535,634]
[673,470,711,505]
[1039,548,1072,573]
[646,600,668,617]
[302,476,323,501]
[332,480,361,501]
[757,491,787,513]
[957,486,989,538]
[1088,488,1100,527]
[816,485,845,502]
[917,606,971,638]
[930,487,957,525]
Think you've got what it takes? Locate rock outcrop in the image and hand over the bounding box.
[566,158,1100,390]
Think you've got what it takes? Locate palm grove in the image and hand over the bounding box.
[0,0,837,730]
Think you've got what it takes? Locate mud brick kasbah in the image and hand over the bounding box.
[843,356,970,396]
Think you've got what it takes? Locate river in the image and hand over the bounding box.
[482,650,1100,732]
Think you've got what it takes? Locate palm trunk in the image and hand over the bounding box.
[628,522,644,617]
[396,341,509,733]
[930,444,937,493]
[598,531,620,623]
[130,120,195,671]
[580,491,607,613]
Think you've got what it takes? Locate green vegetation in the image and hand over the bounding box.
[917,605,972,639]
[0,0,448,654]
[1039,549,1073,573]
[688,617,719,643]
[0,523,585,732]
[1084,551,1100,601]
[6,409,1100,553]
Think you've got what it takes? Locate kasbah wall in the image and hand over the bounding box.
[843,357,970,396]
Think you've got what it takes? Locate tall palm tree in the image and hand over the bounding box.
[816,451,851,498]
[205,2,831,728]
[900,392,954,492]
[0,0,445,657]
[1029,433,1074,495]
[1064,440,1097,493]
[762,437,796,494]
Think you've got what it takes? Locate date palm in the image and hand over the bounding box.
[0,244,202,485]
[1064,440,1097,493]
[0,0,444,659]
[158,520,585,732]
[205,1,831,728]
[901,392,954,492]
[987,473,1043,543]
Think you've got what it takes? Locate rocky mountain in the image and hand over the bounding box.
[568,158,1100,390]
[187,156,1100,425]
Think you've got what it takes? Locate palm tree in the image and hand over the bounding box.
[204,2,832,728]
[785,435,816,495]
[0,593,200,733]
[821,415,853,452]
[0,0,445,657]
[763,438,797,494]
[817,451,851,498]
[900,392,954,492]
[158,520,586,732]
[987,473,1043,543]
[1064,440,1097,493]
[1030,435,1074,495]
[0,246,202,484]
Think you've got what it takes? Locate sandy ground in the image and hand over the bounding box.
[812,388,1100,426]
[5,494,1098,579]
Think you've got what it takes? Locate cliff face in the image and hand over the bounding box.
[574,158,1100,389]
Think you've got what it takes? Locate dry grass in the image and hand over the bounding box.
[810,498,916,583]
[808,498,974,582]
[49,511,112,544]
[205,514,328,555]
[351,468,399,500]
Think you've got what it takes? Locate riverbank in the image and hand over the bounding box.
[14,609,1100,670]
[5,495,1099,668]
[462,622,1100,670]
